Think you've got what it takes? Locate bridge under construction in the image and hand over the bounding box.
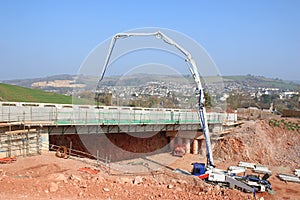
[0,101,238,161]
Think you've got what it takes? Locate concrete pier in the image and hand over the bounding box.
[192,139,198,154]
[185,138,191,154]
[177,137,183,146]
[169,136,175,151]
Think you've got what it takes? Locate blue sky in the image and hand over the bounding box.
[0,0,299,80]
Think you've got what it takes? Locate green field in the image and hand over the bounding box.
[0,83,89,104]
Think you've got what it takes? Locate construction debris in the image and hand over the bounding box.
[253,165,272,175]
[238,161,256,169]
[277,168,300,183]
[295,169,300,177]
[237,162,272,175]
[227,166,246,174]
[278,174,300,183]
[0,157,16,164]
[55,146,69,159]
[78,167,99,175]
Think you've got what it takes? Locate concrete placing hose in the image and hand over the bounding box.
[55,146,69,159]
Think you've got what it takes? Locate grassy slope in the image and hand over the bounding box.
[0,83,88,104]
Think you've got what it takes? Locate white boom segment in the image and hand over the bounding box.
[99,31,214,166]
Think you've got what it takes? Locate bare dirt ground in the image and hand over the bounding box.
[0,118,299,200]
[213,118,300,200]
[0,152,252,200]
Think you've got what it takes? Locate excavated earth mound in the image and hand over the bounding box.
[214,119,300,168]
[213,118,300,200]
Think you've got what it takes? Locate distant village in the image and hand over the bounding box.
[29,75,300,114]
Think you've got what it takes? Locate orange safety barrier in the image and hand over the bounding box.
[78,167,99,175]
[0,157,16,164]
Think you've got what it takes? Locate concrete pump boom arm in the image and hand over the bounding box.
[99,31,214,167]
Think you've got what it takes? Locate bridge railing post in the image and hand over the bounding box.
[8,105,11,122]
[55,107,58,123]
[118,110,120,125]
[98,109,100,123]
[139,113,142,124]
[85,110,87,125]
[30,107,32,121]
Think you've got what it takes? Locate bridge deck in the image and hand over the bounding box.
[0,102,237,126]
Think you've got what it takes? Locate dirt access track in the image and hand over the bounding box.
[0,118,299,200]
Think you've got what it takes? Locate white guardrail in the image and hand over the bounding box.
[0,102,237,125]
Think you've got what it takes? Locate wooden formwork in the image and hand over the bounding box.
[0,127,42,158]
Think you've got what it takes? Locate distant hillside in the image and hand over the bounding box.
[0,83,88,104]
[2,74,300,92]
[223,75,300,91]
[3,74,75,88]
[292,80,300,85]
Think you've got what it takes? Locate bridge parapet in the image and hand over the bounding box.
[0,102,237,126]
